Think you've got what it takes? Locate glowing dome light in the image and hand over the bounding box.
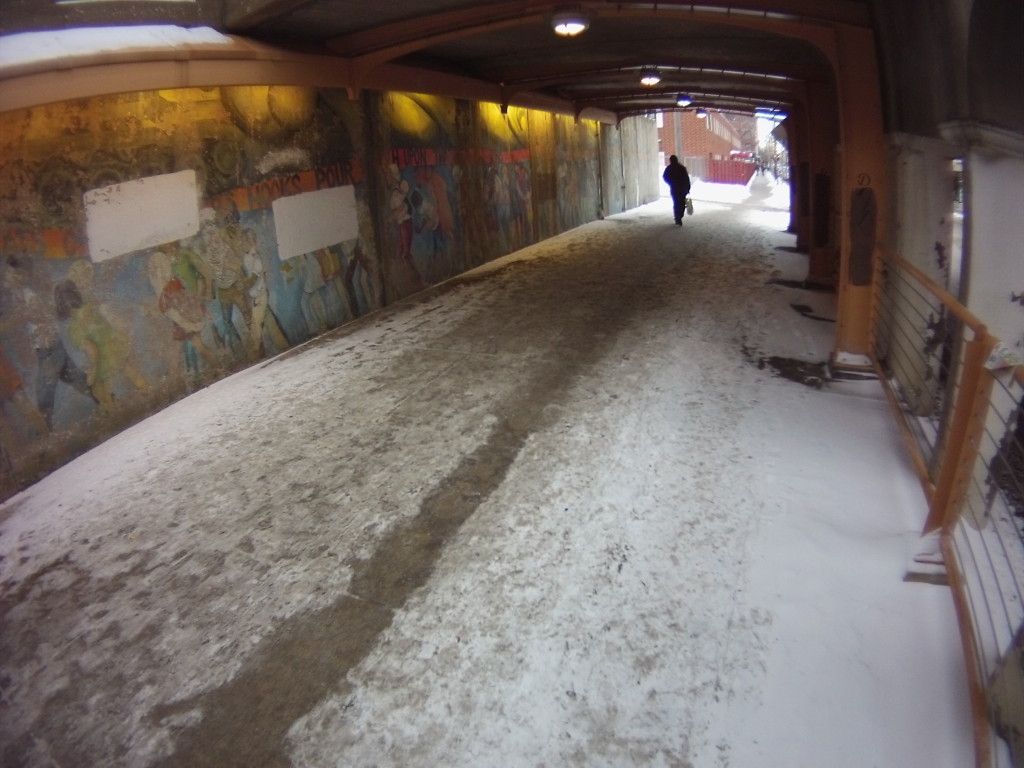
[552,8,589,36]
[640,69,661,86]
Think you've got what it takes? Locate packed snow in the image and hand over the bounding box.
[0,177,974,767]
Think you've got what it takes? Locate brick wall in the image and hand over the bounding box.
[659,110,746,161]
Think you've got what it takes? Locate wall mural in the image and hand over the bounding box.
[0,84,607,497]
[0,85,376,489]
[554,114,601,233]
[373,95,542,301]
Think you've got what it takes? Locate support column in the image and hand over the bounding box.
[833,26,888,361]
[804,79,841,287]
[781,111,806,246]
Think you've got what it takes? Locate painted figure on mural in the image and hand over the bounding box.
[241,228,289,357]
[0,347,49,450]
[55,261,147,410]
[387,163,425,294]
[663,154,692,227]
[414,165,456,255]
[314,246,349,325]
[147,247,218,383]
[409,186,437,235]
[199,207,255,354]
[296,250,329,336]
[340,240,373,317]
[283,241,372,337]
[0,343,45,480]
[452,163,488,272]
[484,163,514,250]
[510,163,531,249]
[0,255,95,430]
[495,164,512,244]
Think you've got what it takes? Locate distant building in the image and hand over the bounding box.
[658,110,759,183]
[658,110,755,162]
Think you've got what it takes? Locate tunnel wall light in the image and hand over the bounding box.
[552,7,590,36]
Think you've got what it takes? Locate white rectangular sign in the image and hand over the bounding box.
[272,185,359,260]
[83,170,199,262]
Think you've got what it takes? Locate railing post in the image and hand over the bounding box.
[922,332,998,534]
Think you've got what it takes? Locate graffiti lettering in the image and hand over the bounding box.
[0,227,86,260]
[315,161,355,190]
[206,160,364,215]
[502,148,531,163]
[390,147,530,169]
[247,174,304,210]
[392,148,437,167]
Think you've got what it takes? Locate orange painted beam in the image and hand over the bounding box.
[833,25,887,357]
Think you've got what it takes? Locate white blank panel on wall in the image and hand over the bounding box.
[83,170,199,262]
[272,185,358,259]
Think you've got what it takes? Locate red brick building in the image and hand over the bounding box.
[658,110,758,182]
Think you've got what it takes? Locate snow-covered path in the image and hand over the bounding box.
[0,179,973,767]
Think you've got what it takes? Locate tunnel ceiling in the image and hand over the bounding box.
[229,0,855,119]
[2,0,872,121]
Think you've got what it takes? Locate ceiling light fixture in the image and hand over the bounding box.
[551,7,590,36]
[695,107,709,118]
[677,94,692,107]
[640,68,661,86]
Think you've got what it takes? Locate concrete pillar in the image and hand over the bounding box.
[888,134,960,290]
[949,125,1024,347]
[881,134,960,415]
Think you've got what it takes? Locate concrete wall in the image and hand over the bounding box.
[961,141,1024,347]
[0,85,656,499]
[881,133,961,416]
[606,116,661,213]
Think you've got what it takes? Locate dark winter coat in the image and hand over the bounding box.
[663,160,691,197]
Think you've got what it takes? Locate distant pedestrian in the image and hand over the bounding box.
[663,155,691,226]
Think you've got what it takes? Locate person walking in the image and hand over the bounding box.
[662,155,691,226]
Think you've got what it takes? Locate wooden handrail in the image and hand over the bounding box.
[879,253,1012,768]
[922,333,998,533]
[882,252,989,336]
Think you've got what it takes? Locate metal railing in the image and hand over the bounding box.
[872,252,1024,768]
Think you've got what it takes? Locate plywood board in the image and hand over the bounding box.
[272,185,358,260]
[84,170,199,262]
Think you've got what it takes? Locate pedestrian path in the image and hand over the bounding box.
[0,192,973,768]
